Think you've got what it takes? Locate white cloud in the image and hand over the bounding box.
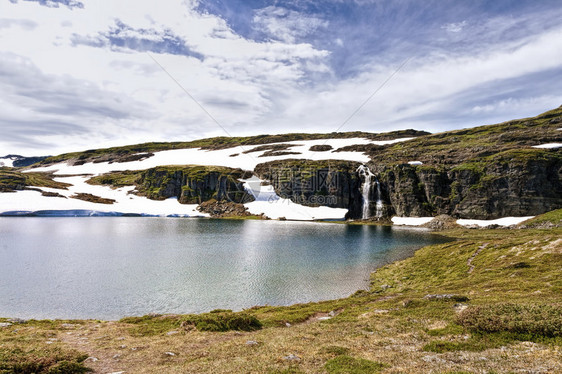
[253,6,328,43]
[0,0,561,156]
[442,21,467,33]
[0,0,331,154]
[0,18,37,30]
[254,26,562,133]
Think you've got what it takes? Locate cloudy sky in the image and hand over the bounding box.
[1,0,562,156]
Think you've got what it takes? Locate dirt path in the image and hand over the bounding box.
[467,243,488,273]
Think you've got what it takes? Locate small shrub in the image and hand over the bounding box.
[47,361,92,374]
[190,312,262,332]
[324,355,387,374]
[320,345,350,356]
[423,341,464,353]
[0,347,90,374]
[457,304,562,337]
[507,261,531,269]
[123,312,262,335]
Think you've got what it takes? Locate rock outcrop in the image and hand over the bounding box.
[254,159,364,219]
[374,148,562,219]
[197,199,267,218]
[136,166,255,205]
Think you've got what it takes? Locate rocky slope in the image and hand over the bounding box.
[367,107,562,219]
[254,107,562,220]
[376,150,562,219]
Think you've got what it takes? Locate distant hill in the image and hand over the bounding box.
[0,154,50,168]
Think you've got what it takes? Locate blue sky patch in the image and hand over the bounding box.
[12,0,84,9]
[72,20,204,60]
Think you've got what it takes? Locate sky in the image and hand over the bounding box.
[1,0,562,156]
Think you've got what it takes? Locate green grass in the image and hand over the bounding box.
[0,169,71,192]
[520,209,562,228]
[120,310,262,336]
[324,355,387,373]
[0,345,91,374]
[86,170,141,188]
[458,303,562,337]
[368,106,562,168]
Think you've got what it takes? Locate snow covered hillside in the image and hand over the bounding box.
[1,137,408,220]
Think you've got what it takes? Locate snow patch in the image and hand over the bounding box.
[29,138,412,176]
[408,161,423,165]
[391,217,434,226]
[456,216,534,227]
[241,176,348,220]
[0,177,206,217]
[0,157,16,167]
[532,143,562,149]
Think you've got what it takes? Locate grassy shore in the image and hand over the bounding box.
[1,211,561,373]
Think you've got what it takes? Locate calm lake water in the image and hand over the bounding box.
[0,218,446,320]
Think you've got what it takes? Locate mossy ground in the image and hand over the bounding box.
[0,169,70,192]
[1,211,561,373]
[368,106,562,168]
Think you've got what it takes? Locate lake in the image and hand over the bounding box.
[0,218,446,320]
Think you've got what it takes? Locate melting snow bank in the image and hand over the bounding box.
[392,216,535,227]
[457,216,534,227]
[0,210,161,217]
[391,217,434,226]
[532,143,562,149]
[30,137,411,176]
[241,176,348,220]
[0,189,207,218]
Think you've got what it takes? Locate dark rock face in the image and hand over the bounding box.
[0,155,50,167]
[254,160,364,218]
[376,152,562,219]
[253,149,562,220]
[136,167,254,205]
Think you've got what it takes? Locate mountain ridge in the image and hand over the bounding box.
[1,107,561,221]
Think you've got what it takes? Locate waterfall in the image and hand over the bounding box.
[357,165,373,219]
[375,179,383,219]
[357,165,383,220]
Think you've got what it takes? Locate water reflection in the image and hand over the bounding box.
[0,218,447,319]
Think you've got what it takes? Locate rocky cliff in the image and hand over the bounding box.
[136,166,255,205]
[87,166,255,205]
[254,107,562,220]
[254,159,365,219]
[367,107,562,219]
[374,149,562,219]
